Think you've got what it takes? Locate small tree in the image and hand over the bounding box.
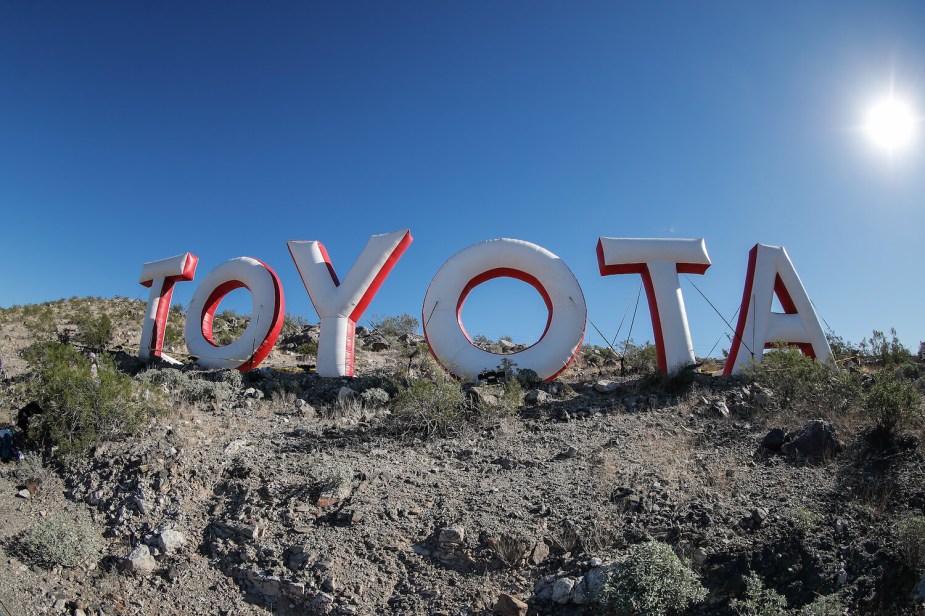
[23,342,160,456]
[74,312,113,353]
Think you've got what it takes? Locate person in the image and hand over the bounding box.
[88,352,99,383]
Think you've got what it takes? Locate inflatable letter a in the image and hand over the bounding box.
[138,253,198,361]
[723,244,832,375]
[288,230,412,377]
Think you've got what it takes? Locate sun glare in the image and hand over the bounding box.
[864,94,918,153]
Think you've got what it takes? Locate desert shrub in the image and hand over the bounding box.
[472,334,502,354]
[361,387,391,407]
[799,593,846,616]
[13,510,102,568]
[863,373,921,434]
[729,572,787,616]
[136,367,242,405]
[297,341,319,357]
[354,372,402,398]
[743,342,860,412]
[280,313,309,338]
[23,343,160,456]
[22,305,57,340]
[72,310,114,352]
[893,514,925,573]
[597,541,706,615]
[859,328,912,366]
[498,378,524,415]
[791,506,822,537]
[13,453,53,485]
[211,310,249,346]
[390,378,469,438]
[369,313,419,339]
[623,340,658,375]
[825,327,856,362]
[163,305,186,349]
[308,459,353,491]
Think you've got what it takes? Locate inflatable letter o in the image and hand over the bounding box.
[185,257,285,371]
[423,238,586,382]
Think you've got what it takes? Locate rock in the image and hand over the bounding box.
[133,495,149,515]
[529,541,550,565]
[499,339,517,352]
[316,481,353,508]
[761,428,786,451]
[123,544,156,577]
[594,380,620,394]
[534,575,557,601]
[468,386,501,407]
[439,526,465,546]
[15,489,31,499]
[284,545,311,571]
[524,389,549,406]
[573,566,610,604]
[551,577,576,604]
[751,507,769,526]
[244,387,264,399]
[223,439,249,457]
[915,572,925,600]
[157,529,187,554]
[364,337,390,352]
[781,420,841,464]
[751,385,772,408]
[398,333,424,345]
[493,592,528,616]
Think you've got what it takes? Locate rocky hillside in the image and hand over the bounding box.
[0,297,924,615]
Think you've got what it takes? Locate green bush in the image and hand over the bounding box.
[23,342,161,456]
[163,305,186,349]
[211,310,248,346]
[799,593,846,616]
[72,310,114,353]
[623,340,658,375]
[863,374,921,434]
[860,328,912,366]
[369,313,419,339]
[743,342,860,412]
[135,367,241,404]
[893,514,925,573]
[729,572,787,616]
[14,510,102,568]
[390,378,469,438]
[597,541,706,615]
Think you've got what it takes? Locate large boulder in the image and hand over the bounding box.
[782,420,841,464]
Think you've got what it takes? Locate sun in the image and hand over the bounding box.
[864,94,918,153]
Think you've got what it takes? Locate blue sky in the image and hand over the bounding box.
[2,2,924,356]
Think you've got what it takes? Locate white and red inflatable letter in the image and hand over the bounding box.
[422,238,586,382]
[138,253,198,361]
[597,238,711,373]
[184,257,285,371]
[724,244,832,375]
[288,230,412,377]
